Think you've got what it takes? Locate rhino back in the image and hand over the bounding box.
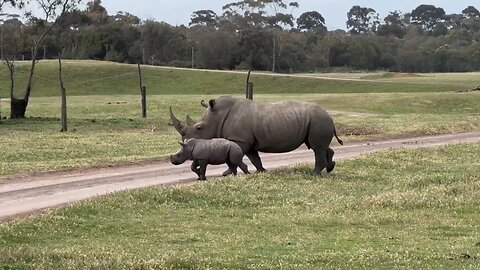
[252,101,333,152]
[213,97,334,153]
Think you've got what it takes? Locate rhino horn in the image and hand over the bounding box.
[169,107,185,134]
[186,115,196,126]
[200,100,209,108]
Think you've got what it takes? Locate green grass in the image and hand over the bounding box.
[1,144,479,269]
[1,92,479,177]
[0,60,479,177]
[298,71,479,89]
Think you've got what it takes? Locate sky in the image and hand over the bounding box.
[99,0,480,30]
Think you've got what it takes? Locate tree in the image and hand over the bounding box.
[8,0,81,118]
[189,10,218,27]
[192,27,238,69]
[85,0,108,25]
[222,0,298,72]
[410,4,446,33]
[432,22,448,37]
[462,6,480,19]
[347,36,379,69]
[296,11,326,32]
[377,11,406,38]
[0,0,26,10]
[346,6,379,34]
[397,26,432,72]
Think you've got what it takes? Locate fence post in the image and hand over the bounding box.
[247,82,253,100]
[138,62,147,118]
[141,86,147,118]
[245,70,251,99]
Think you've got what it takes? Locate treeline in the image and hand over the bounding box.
[2,0,480,73]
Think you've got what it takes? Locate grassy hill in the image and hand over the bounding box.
[1,60,478,98]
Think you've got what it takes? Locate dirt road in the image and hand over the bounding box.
[1,132,479,223]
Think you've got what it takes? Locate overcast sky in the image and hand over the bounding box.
[99,0,479,30]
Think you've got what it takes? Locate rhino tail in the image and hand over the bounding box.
[334,127,344,145]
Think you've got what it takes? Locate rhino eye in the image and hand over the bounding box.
[196,125,202,130]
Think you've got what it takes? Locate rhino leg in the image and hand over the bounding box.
[228,149,250,175]
[326,147,336,173]
[198,160,208,180]
[222,169,233,177]
[226,161,238,175]
[190,160,201,179]
[238,161,250,175]
[246,151,266,173]
[313,149,328,174]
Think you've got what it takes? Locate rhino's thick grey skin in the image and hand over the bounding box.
[170,96,343,175]
[170,138,250,180]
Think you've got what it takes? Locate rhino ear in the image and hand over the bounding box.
[178,141,186,147]
[200,100,208,108]
[209,99,216,110]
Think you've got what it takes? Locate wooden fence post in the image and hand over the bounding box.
[141,86,147,118]
[245,70,251,99]
[247,82,254,100]
[138,62,147,118]
[59,50,67,132]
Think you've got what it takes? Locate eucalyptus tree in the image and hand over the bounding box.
[410,4,446,33]
[462,6,480,19]
[221,0,298,72]
[377,11,406,38]
[346,5,379,34]
[189,10,218,27]
[297,11,326,32]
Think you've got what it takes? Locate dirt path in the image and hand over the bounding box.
[1,132,479,223]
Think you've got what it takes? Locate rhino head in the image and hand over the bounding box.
[170,141,191,165]
[169,99,220,141]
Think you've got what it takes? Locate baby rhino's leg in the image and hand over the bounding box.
[237,161,250,174]
[197,160,208,181]
[229,148,250,175]
[190,160,201,180]
[226,161,238,175]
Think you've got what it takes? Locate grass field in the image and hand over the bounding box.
[0,144,479,269]
[0,93,479,177]
[1,60,478,97]
[1,61,479,269]
[1,60,480,177]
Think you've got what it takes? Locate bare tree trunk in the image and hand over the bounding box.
[58,50,67,132]
[5,59,28,119]
[10,0,71,119]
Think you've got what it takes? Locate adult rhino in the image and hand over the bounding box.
[169,95,343,175]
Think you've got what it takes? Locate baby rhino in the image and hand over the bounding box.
[170,138,250,180]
